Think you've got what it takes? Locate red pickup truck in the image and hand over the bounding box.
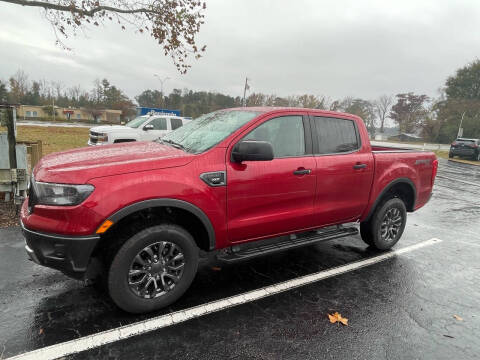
[21,107,438,313]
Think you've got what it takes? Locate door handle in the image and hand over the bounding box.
[293,168,311,175]
[353,163,367,170]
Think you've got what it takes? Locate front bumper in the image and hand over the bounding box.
[22,221,100,280]
[87,140,108,146]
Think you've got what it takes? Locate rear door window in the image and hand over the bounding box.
[171,118,183,130]
[313,117,359,154]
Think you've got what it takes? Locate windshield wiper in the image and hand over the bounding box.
[159,138,188,152]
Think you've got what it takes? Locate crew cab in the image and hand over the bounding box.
[21,107,438,313]
[88,113,189,145]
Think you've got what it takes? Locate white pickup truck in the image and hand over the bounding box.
[88,114,190,146]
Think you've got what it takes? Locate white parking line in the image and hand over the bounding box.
[17,122,91,128]
[455,240,480,248]
[6,238,442,360]
[436,175,480,188]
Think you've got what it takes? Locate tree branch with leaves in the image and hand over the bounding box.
[0,0,207,73]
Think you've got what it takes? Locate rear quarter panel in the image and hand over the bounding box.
[362,151,436,220]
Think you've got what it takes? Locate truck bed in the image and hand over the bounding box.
[369,147,437,213]
[371,145,425,152]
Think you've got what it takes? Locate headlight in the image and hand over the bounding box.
[97,133,108,142]
[33,181,95,206]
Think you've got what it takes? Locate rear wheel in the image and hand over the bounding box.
[448,152,453,158]
[360,198,407,250]
[108,224,198,313]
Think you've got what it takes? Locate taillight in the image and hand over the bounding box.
[431,159,438,187]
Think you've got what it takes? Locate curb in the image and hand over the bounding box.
[448,158,480,167]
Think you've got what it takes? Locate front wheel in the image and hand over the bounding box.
[108,224,198,313]
[360,198,407,250]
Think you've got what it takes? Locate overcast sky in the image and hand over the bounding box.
[0,0,479,101]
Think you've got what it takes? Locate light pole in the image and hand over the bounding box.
[242,77,250,107]
[153,74,170,95]
[153,74,170,108]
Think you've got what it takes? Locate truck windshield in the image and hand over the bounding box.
[126,116,148,128]
[160,110,260,153]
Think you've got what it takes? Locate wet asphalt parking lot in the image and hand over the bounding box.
[1,158,479,360]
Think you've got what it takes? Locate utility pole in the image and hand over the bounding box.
[242,77,250,107]
[4,105,17,169]
[457,111,465,138]
[52,98,56,122]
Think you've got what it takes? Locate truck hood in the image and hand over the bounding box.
[90,125,136,133]
[34,141,194,184]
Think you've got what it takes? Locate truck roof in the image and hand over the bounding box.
[227,106,361,120]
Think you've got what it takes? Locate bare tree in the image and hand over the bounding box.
[52,81,64,99]
[246,93,266,106]
[264,95,276,106]
[8,69,29,102]
[330,96,354,112]
[0,0,207,73]
[316,95,332,110]
[374,95,393,133]
[68,85,82,103]
[286,95,300,107]
[38,78,53,100]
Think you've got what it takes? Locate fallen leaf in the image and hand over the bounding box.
[453,315,463,321]
[39,328,44,335]
[328,312,348,326]
[211,266,221,271]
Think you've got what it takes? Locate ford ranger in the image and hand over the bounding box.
[21,107,438,313]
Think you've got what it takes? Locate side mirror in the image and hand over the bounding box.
[143,124,154,131]
[232,140,274,162]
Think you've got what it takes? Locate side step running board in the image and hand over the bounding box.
[217,226,358,263]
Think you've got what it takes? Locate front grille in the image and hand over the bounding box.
[89,136,98,144]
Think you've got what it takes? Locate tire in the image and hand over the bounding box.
[113,139,136,143]
[108,224,198,313]
[359,221,374,247]
[448,152,453,158]
[360,197,407,250]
